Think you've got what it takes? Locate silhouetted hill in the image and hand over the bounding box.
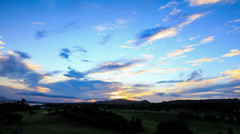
[160,98,240,105]
[96,99,150,105]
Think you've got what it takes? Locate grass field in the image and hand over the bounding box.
[0,110,120,134]
[1,109,240,134]
[111,108,240,134]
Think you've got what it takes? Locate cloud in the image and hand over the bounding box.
[170,7,181,16]
[73,46,88,53]
[156,92,180,97]
[35,29,48,40]
[59,46,87,59]
[116,19,128,24]
[187,69,203,81]
[88,58,148,74]
[158,1,177,10]
[32,22,44,25]
[135,27,178,45]
[95,26,114,32]
[0,52,44,87]
[156,70,203,84]
[14,51,31,59]
[224,69,240,80]
[16,92,78,99]
[226,18,240,24]
[98,34,112,45]
[0,41,5,44]
[64,67,86,79]
[187,0,222,6]
[200,36,215,44]
[221,49,240,57]
[156,80,184,84]
[186,57,219,66]
[81,59,92,62]
[166,48,194,58]
[59,48,71,59]
[135,12,207,46]
[178,12,208,28]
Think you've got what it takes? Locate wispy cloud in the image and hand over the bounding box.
[14,51,31,59]
[32,22,44,25]
[170,7,181,16]
[0,41,5,44]
[200,36,215,44]
[95,26,114,32]
[226,18,240,24]
[187,0,222,6]
[135,12,208,46]
[59,46,87,59]
[221,49,240,57]
[166,48,195,58]
[64,67,86,79]
[186,57,219,66]
[16,92,78,99]
[97,34,112,45]
[158,1,177,10]
[116,19,129,24]
[88,58,149,74]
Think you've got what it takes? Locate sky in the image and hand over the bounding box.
[0,0,240,103]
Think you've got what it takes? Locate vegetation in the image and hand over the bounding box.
[0,98,240,134]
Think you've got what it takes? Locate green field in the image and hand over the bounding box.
[1,109,240,134]
[0,110,119,134]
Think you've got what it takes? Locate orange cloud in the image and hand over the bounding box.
[224,69,240,80]
[186,57,219,66]
[221,49,240,57]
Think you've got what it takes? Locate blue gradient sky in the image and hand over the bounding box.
[0,0,240,102]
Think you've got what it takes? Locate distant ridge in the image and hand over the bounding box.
[96,98,240,105]
[96,99,151,105]
[160,98,240,104]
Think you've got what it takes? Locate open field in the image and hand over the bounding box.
[111,108,240,134]
[1,108,240,134]
[0,110,119,134]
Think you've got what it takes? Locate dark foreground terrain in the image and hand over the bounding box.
[1,98,240,134]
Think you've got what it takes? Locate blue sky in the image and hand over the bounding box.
[0,0,240,102]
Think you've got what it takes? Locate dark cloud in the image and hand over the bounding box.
[98,34,112,45]
[64,67,86,79]
[0,53,44,87]
[183,80,240,95]
[59,46,87,59]
[137,27,167,39]
[134,84,153,88]
[156,80,184,84]
[157,92,166,96]
[16,92,78,99]
[135,27,169,46]
[156,70,203,84]
[187,69,202,81]
[41,79,120,97]
[35,29,48,40]
[88,59,147,74]
[14,51,31,59]
[156,92,180,97]
[59,48,71,59]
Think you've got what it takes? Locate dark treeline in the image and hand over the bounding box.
[51,104,143,133]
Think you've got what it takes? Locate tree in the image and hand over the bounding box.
[20,98,26,105]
